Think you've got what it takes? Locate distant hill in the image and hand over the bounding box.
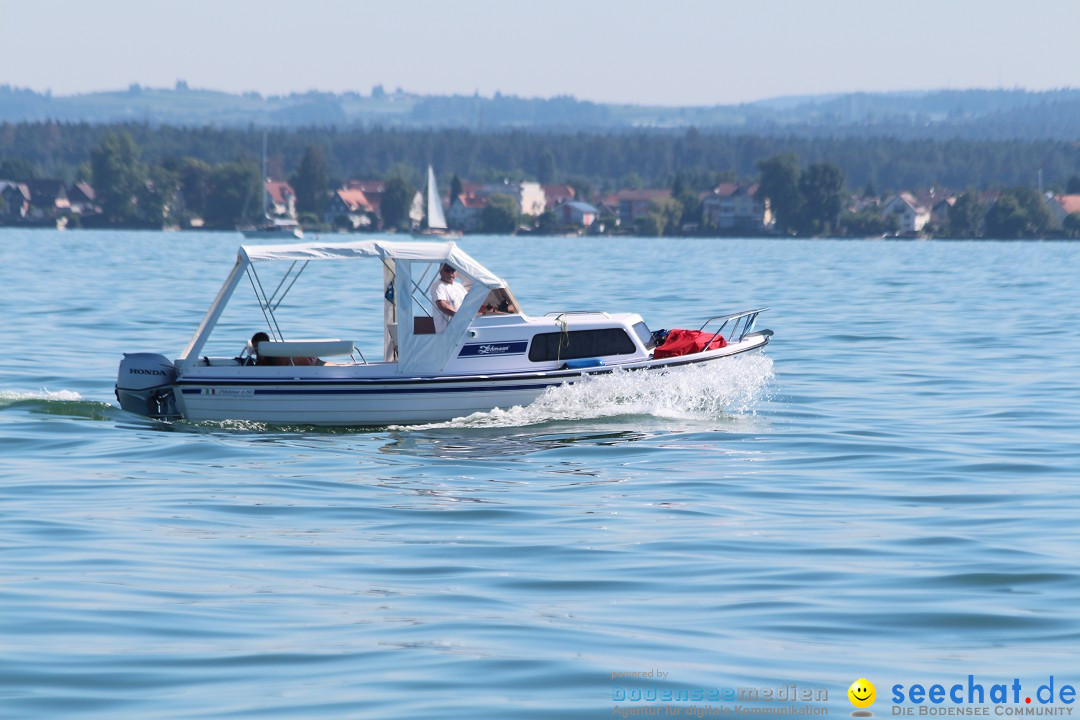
[3,84,1080,140]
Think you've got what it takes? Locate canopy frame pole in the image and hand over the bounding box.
[407,262,439,318]
[246,265,284,341]
[265,261,298,308]
[177,254,250,368]
[267,261,309,313]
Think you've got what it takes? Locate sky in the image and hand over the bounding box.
[2,0,1079,106]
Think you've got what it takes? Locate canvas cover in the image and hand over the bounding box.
[652,329,727,359]
[231,239,507,375]
[240,240,504,289]
[391,259,491,374]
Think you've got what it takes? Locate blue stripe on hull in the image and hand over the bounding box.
[175,340,768,399]
[181,382,558,396]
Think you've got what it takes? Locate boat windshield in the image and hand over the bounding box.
[632,320,656,350]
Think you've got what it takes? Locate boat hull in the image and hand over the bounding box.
[172,335,769,426]
[240,227,303,240]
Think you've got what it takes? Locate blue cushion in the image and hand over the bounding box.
[561,358,605,369]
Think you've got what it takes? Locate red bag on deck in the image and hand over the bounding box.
[652,329,727,359]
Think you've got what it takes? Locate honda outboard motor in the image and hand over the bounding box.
[115,353,179,419]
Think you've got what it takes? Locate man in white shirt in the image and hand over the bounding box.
[431,263,467,332]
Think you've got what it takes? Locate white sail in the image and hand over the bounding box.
[260,131,269,218]
[425,166,448,230]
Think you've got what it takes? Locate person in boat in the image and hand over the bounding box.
[430,263,517,331]
[481,289,516,315]
[249,331,322,366]
[431,263,466,332]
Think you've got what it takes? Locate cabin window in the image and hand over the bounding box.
[632,321,656,350]
[528,328,637,362]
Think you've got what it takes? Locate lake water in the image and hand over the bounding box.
[2,230,1079,719]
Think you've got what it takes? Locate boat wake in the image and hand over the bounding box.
[0,388,84,408]
[0,389,119,421]
[396,353,774,431]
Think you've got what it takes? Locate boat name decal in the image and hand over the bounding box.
[201,388,255,396]
[458,341,529,358]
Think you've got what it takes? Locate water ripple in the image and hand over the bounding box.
[2,233,1079,718]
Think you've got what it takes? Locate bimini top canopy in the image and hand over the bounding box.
[179,239,511,373]
[240,239,505,289]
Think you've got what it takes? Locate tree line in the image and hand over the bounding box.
[3,122,1080,195]
[2,123,1079,237]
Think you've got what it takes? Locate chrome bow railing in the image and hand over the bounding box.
[698,308,769,346]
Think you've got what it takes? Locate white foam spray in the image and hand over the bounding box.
[397,353,774,431]
[0,389,85,408]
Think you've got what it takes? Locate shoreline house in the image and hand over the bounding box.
[446,194,488,232]
[445,179,547,232]
[614,189,672,224]
[702,183,772,232]
[462,180,547,217]
[882,192,932,234]
[26,179,71,227]
[409,188,425,229]
[67,181,99,219]
[325,187,374,230]
[1048,194,1080,229]
[344,180,386,220]
[0,181,30,223]
[542,184,576,210]
[1,179,101,226]
[930,196,956,229]
[555,200,599,228]
[264,180,297,220]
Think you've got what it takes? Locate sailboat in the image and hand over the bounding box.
[241,133,304,240]
[413,166,460,238]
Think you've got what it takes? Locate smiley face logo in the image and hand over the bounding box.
[848,678,876,709]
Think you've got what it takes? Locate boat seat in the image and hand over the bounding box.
[257,339,354,357]
[202,356,243,366]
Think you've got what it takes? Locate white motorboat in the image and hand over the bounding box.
[115,239,772,426]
